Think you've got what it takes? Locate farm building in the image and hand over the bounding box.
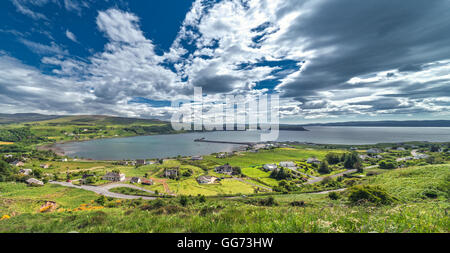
[214,164,233,175]
[102,172,125,182]
[279,161,296,167]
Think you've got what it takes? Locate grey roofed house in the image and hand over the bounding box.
[367,148,382,154]
[279,161,296,167]
[136,159,146,165]
[130,177,141,183]
[214,164,233,175]
[191,155,203,160]
[197,175,217,184]
[307,157,321,164]
[25,178,44,186]
[164,168,178,177]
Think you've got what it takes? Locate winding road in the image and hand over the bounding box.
[50,181,157,200]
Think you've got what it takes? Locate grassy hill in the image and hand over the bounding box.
[0,164,448,232]
[0,113,63,124]
[0,114,179,145]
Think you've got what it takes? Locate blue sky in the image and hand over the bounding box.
[0,0,449,123]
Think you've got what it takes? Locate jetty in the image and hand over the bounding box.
[194,138,255,146]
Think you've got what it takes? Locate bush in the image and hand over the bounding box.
[347,185,396,205]
[318,161,330,174]
[421,189,439,199]
[379,160,397,170]
[328,191,340,200]
[290,200,305,207]
[258,197,277,206]
[179,195,188,206]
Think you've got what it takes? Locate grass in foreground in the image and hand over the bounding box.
[0,164,448,233]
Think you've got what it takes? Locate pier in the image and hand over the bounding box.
[194,138,255,146]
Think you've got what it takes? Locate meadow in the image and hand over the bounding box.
[0,164,448,233]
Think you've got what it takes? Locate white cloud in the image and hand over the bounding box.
[65,29,78,43]
[19,39,68,55]
[2,1,450,122]
[96,9,148,44]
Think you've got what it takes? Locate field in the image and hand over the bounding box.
[0,164,448,233]
[203,147,342,168]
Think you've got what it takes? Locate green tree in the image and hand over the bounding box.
[318,160,330,174]
[325,152,341,165]
[344,152,362,169]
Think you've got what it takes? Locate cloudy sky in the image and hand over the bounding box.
[1,0,449,123]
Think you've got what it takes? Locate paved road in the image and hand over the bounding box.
[309,188,347,194]
[50,181,157,200]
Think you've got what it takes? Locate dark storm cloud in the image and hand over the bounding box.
[277,0,450,100]
[192,74,240,93]
[350,98,408,111]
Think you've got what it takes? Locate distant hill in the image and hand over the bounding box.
[0,114,165,126]
[0,113,63,124]
[36,115,165,126]
[302,120,450,127]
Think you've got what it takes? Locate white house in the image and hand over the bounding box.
[10,161,24,167]
[279,161,296,167]
[25,178,44,186]
[40,164,50,169]
[359,155,370,160]
[19,169,32,175]
[263,164,278,171]
[102,172,125,182]
[197,175,217,184]
[216,153,227,158]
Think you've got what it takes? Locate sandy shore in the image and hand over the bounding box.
[37,143,66,156]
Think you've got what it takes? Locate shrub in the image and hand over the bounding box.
[328,191,340,200]
[95,195,106,206]
[318,161,330,174]
[289,200,305,207]
[179,195,188,206]
[421,189,439,199]
[347,185,396,205]
[379,160,397,170]
[258,197,278,206]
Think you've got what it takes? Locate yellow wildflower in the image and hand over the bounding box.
[0,215,11,220]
